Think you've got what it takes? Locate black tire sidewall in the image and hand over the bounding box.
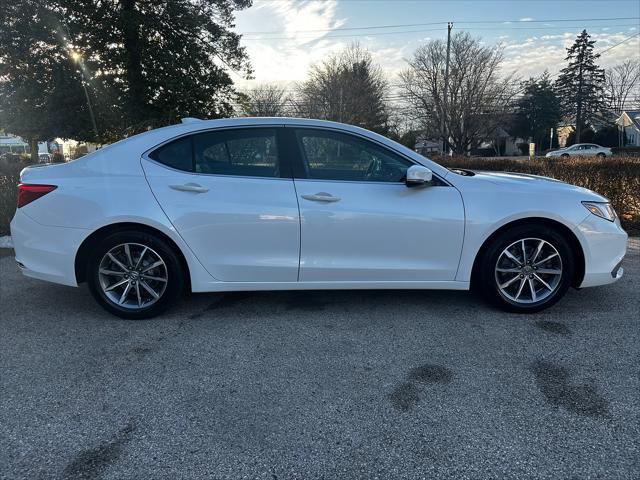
[480,225,575,313]
[87,230,184,319]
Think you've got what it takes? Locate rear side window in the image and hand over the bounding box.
[148,136,192,171]
[193,129,279,178]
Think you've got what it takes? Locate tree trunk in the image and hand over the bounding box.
[575,62,584,143]
[120,0,145,128]
[29,137,39,164]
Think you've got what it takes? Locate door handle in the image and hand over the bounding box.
[301,192,341,203]
[170,183,209,193]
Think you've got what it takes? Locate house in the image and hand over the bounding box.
[615,110,640,146]
[414,137,442,155]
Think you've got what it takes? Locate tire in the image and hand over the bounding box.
[561,153,570,158]
[477,224,575,313]
[597,152,606,158]
[87,230,185,319]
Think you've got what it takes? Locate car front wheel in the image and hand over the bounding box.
[478,225,575,313]
[87,231,184,319]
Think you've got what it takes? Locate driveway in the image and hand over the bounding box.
[1,239,639,479]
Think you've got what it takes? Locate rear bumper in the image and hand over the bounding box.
[10,209,88,287]
[576,215,628,288]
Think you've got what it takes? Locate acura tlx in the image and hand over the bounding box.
[10,118,627,319]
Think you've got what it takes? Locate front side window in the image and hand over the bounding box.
[294,129,412,182]
[193,129,279,178]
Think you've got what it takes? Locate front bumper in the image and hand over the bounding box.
[576,215,628,288]
[10,209,89,287]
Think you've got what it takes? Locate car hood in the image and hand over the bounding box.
[469,170,608,201]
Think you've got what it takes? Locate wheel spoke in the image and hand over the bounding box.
[531,240,545,263]
[135,282,142,307]
[521,240,527,264]
[141,260,163,273]
[107,253,129,273]
[533,273,553,291]
[124,244,134,268]
[140,280,160,299]
[134,246,148,269]
[515,278,526,300]
[536,268,562,275]
[500,274,521,289]
[99,268,125,276]
[534,253,558,266]
[528,278,537,301]
[105,277,128,292]
[504,250,522,267]
[119,283,132,304]
[497,267,521,273]
[141,274,167,282]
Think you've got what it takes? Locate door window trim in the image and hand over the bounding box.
[142,126,294,181]
[285,126,449,186]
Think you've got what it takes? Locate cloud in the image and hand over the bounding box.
[234,0,348,87]
[519,17,535,22]
[501,30,640,79]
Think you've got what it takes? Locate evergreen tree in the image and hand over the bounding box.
[0,0,252,144]
[555,30,606,143]
[513,73,562,152]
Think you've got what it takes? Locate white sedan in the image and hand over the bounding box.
[10,118,627,319]
[546,143,612,158]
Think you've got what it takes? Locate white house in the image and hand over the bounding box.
[615,110,640,146]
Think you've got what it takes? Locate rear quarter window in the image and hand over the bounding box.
[149,136,193,171]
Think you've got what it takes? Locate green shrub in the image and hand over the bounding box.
[0,163,22,235]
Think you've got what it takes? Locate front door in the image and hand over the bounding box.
[142,127,300,282]
[290,128,465,282]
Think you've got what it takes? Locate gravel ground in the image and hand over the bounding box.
[1,239,639,480]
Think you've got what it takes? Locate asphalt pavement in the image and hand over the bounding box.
[1,239,639,479]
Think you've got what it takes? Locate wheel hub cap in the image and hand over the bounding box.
[98,243,168,310]
[494,238,563,304]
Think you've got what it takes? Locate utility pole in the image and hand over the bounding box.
[441,22,453,155]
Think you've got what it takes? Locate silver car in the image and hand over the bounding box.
[546,143,612,158]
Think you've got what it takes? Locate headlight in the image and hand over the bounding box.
[582,201,616,222]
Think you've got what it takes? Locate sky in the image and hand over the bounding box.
[232,0,640,90]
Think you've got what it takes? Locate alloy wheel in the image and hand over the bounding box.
[494,238,563,304]
[98,243,168,309]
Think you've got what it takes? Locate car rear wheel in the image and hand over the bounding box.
[597,152,606,158]
[87,231,184,319]
[477,225,574,313]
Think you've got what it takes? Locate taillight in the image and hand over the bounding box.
[17,184,57,208]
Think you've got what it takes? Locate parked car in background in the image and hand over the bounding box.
[10,118,627,319]
[38,153,53,163]
[546,143,612,158]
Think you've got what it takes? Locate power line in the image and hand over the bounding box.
[241,17,639,35]
[598,32,640,55]
[242,24,639,41]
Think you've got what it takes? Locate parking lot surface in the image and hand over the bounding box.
[1,239,639,479]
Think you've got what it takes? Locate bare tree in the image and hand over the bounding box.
[239,84,291,117]
[295,43,390,133]
[605,60,640,115]
[399,32,517,154]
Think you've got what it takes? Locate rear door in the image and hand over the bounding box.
[141,127,300,282]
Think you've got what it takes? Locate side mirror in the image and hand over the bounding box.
[405,165,433,187]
